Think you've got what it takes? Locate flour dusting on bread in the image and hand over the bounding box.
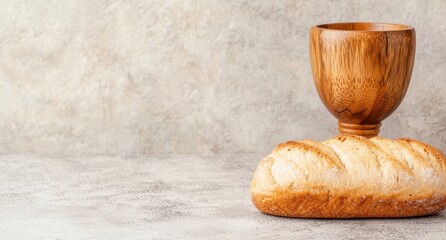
[250,134,446,218]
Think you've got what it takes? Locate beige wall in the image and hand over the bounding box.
[0,0,444,155]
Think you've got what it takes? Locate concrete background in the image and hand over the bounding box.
[0,0,444,156]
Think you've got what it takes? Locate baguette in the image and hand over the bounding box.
[250,134,446,218]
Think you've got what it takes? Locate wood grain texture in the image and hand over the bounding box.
[310,22,416,137]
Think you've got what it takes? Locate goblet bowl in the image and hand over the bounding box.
[310,22,416,137]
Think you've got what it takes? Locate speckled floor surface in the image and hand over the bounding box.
[1,155,445,240]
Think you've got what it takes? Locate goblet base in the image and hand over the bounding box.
[338,121,382,138]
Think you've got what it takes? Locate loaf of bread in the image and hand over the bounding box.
[250,134,446,218]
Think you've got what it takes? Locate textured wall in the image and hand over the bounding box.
[0,0,444,155]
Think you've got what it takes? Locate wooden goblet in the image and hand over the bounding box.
[310,22,416,137]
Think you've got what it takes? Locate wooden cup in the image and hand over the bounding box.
[310,22,416,137]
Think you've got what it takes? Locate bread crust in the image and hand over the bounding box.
[251,190,446,218]
[250,134,446,218]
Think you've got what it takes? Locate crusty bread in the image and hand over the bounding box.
[250,134,446,218]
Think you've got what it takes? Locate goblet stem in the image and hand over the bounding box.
[338,121,382,138]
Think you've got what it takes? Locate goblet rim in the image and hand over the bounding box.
[313,22,414,32]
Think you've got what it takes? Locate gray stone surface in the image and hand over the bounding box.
[1,155,445,240]
[1,2,445,239]
[0,0,445,156]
